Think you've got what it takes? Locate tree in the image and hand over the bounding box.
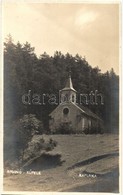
[13,114,43,163]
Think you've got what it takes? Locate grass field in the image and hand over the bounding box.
[4,134,119,192]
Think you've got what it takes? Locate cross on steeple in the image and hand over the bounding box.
[68,70,71,77]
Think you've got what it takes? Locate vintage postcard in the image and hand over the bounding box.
[1,0,121,194]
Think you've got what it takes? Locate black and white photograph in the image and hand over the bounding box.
[2,0,121,193]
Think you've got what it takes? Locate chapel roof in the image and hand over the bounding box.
[77,104,102,121]
[49,101,102,121]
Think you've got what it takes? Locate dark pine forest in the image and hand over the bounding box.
[4,35,119,135]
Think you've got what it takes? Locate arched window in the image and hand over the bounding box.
[72,95,74,102]
[65,94,69,102]
[61,94,68,103]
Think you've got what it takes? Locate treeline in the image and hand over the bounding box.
[4,35,119,134]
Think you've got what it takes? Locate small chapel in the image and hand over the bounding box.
[49,73,103,134]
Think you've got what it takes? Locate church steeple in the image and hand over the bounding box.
[60,72,77,104]
[62,71,76,92]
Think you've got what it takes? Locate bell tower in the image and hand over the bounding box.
[60,72,77,104]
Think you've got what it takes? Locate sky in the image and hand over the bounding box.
[3,2,120,74]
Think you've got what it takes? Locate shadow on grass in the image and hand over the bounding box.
[62,168,119,192]
[67,152,119,170]
[22,153,65,171]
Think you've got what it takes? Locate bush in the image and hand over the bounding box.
[55,122,74,134]
[23,137,57,164]
[83,126,104,134]
[7,114,43,163]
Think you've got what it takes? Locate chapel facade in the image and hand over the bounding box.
[49,73,103,134]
